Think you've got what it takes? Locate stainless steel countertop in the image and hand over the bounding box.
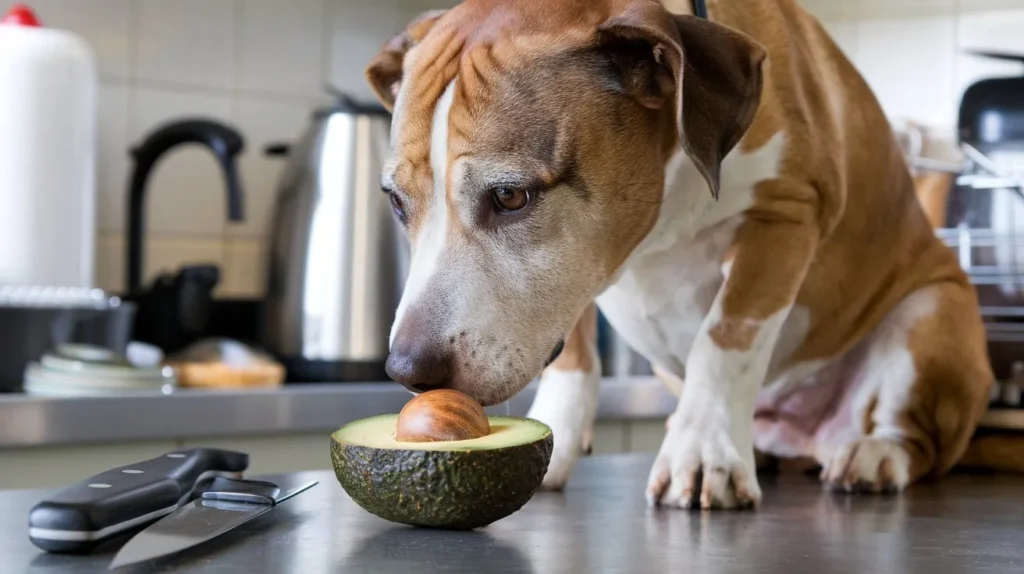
[0,377,677,448]
[3,376,1022,448]
[4,454,1024,573]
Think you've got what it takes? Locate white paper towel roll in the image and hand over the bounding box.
[0,4,97,288]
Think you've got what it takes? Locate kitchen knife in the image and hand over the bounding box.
[109,476,318,570]
[28,448,249,554]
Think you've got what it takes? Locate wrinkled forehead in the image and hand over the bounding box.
[382,0,610,194]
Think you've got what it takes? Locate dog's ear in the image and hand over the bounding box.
[598,7,766,199]
[366,10,448,111]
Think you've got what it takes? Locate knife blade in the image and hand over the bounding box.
[109,476,317,570]
[28,448,249,554]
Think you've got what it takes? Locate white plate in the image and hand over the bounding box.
[39,350,168,381]
[24,362,177,390]
[23,381,175,397]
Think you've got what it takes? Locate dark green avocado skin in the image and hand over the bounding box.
[331,434,553,530]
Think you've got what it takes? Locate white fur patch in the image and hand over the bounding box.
[852,286,937,442]
[596,132,788,377]
[686,303,793,413]
[389,81,456,345]
[647,299,793,508]
[808,286,939,489]
[525,362,601,490]
[821,438,912,492]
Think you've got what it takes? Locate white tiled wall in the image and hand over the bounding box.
[1,0,456,297]
[805,0,1024,135]
[6,0,1024,297]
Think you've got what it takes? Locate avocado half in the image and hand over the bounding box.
[330,414,553,530]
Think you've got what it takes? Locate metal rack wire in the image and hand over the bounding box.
[912,142,1024,410]
[913,144,1024,293]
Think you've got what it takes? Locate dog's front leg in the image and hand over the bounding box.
[647,213,818,510]
[527,303,600,490]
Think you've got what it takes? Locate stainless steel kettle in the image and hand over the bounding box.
[260,92,408,382]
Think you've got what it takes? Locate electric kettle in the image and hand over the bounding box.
[260,91,409,383]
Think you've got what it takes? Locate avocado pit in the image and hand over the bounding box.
[395,389,490,442]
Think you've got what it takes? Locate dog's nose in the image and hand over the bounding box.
[386,310,452,393]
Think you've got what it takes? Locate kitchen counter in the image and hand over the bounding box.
[4,376,1024,492]
[0,377,678,448]
[3,453,1024,573]
[3,376,1023,449]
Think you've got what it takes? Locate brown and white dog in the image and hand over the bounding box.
[364,0,1011,509]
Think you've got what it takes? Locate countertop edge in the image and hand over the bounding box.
[0,377,677,448]
[1,377,1020,448]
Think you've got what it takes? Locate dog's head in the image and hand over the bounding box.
[367,0,765,405]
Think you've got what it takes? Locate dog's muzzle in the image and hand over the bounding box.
[544,340,565,368]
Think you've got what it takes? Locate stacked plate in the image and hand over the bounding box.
[23,343,177,396]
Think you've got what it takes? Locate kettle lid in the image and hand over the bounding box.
[316,85,390,119]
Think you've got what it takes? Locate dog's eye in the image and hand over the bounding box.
[386,189,407,224]
[490,186,531,213]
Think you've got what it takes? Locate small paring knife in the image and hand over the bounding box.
[28,448,250,554]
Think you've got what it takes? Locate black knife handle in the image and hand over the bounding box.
[28,448,248,554]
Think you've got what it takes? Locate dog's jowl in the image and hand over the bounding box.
[365,0,994,509]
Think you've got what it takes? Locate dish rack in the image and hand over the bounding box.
[912,142,1024,423]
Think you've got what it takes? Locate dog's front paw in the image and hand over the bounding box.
[646,417,760,510]
[820,438,911,494]
[526,368,599,490]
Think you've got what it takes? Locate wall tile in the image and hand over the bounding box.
[221,239,265,297]
[954,9,1024,107]
[135,0,236,89]
[802,0,846,20]
[229,97,314,238]
[97,84,130,232]
[95,233,229,293]
[957,9,1024,52]
[853,15,958,129]
[145,235,227,293]
[95,232,125,294]
[960,0,1024,12]
[3,0,133,80]
[819,19,858,59]
[327,0,402,101]
[239,0,325,98]
[846,0,957,19]
[130,88,234,236]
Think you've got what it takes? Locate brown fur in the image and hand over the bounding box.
[550,304,598,373]
[913,172,952,228]
[367,0,1011,490]
[679,0,995,485]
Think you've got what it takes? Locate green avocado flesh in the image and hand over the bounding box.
[331,414,553,530]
